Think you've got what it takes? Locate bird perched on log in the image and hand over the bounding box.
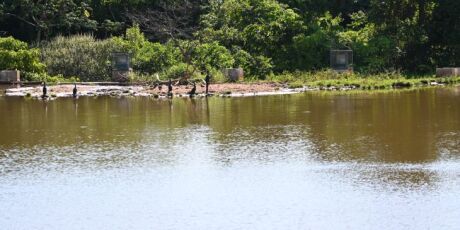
[188,82,196,97]
[72,84,78,98]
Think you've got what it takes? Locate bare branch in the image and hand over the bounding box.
[126,0,201,42]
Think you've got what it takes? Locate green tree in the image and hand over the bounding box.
[337,11,397,72]
[201,0,304,54]
[192,41,234,72]
[368,0,436,72]
[110,25,180,74]
[200,0,304,76]
[429,0,460,68]
[1,0,97,42]
[283,12,343,71]
[0,36,45,74]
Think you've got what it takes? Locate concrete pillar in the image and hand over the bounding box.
[0,70,21,82]
[436,68,460,77]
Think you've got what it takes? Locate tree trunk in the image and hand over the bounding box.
[36,29,42,44]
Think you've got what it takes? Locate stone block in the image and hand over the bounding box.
[0,70,21,82]
[223,68,244,82]
[331,50,353,73]
[436,68,460,77]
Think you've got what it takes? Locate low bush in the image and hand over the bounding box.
[25,72,79,83]
[41,34,122,81]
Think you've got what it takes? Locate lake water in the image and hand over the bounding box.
[1,87,459,229]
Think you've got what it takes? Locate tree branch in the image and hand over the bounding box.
[4,13,38,28]
[126,0,200,42]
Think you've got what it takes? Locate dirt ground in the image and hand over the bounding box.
[144,82,284,95]
[4,82,289,98]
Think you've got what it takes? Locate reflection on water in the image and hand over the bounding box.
[0,87,460,229]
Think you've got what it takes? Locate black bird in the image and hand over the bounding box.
[42,82,47,98]
[205,73,211,95]
[72,84,78,98]
[167,79,173,97]
[188,82,196,97]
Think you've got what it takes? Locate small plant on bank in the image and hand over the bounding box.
[288,82,304,89]
[25,72,79,83]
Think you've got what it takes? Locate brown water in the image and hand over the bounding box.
[1,87,459,229]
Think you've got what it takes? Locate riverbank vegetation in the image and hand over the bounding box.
[1,0,460,86]
[267,71,460,90]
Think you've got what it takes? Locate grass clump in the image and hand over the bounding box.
[287,82,304,89]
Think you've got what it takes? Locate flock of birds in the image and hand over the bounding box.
[41,82,78,99]
[41,74,212,100]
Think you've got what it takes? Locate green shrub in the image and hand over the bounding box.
[249,55,273,79]
[209,68,227,83]
[128,72,158,83]
[288,30,331,71]
[25,72,79,83]
[23,72,48,82]
[110,25,180,74]
[230,47,273,79]
[41,34,122,81]
[0,37,28,50]
[136,42,179,74]
[162,63,192,79]
[192,41,234,72]
[288,82,304,89]
[0,36,45,74]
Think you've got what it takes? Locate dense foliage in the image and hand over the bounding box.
[0,0,459,80]
[0,36,45,76]
[41,35,119,81]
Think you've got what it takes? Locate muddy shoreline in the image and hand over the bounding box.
[3,83,306,99]
[2,82,457,99]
